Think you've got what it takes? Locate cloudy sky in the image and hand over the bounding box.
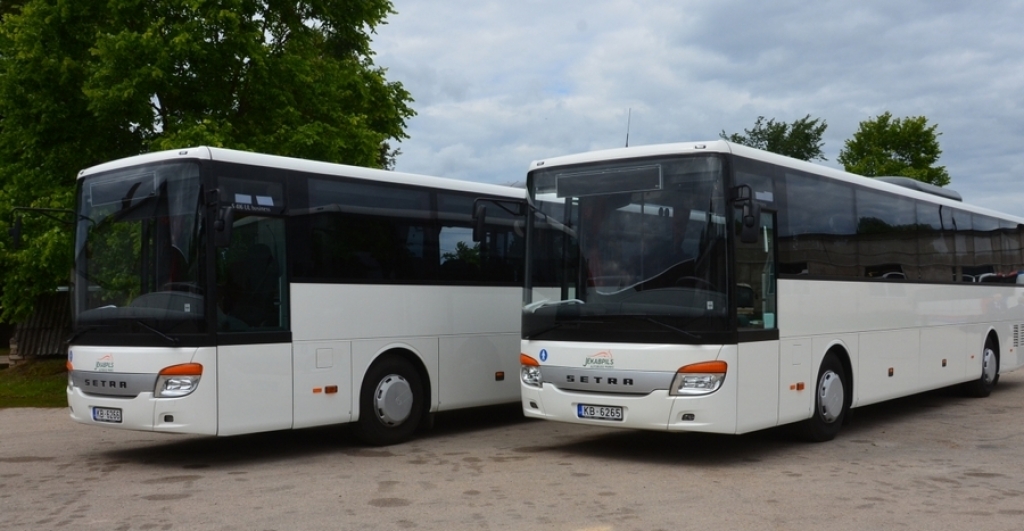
[372,0,1024,216]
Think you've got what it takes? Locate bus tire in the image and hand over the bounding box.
[354,356,425,446]
[800,352,848,442]
[962,338,999,398]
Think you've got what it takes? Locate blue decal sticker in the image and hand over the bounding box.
[68,350,73,362]
[539,349,548,362]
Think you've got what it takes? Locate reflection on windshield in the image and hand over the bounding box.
[73,162,206,337]
[524,155,730,341]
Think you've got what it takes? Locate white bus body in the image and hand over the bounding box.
[519,141,1024,440]
[67,147,525,445]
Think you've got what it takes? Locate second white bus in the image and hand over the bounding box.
[518,140,1024,441]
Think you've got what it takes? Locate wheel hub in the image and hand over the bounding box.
[982,347,997,384]
[373,374,413,426]
[818,370,845,424]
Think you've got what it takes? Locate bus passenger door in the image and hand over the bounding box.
[215,214,293,435]
[734,211,781,432]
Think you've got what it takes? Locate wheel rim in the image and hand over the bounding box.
[817,370,844,424]
[982,347,997,384]
[373,374,414,426]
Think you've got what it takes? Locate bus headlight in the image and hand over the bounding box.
[155,363,203,398]
[520,354,542,388]
[670,361,727,396]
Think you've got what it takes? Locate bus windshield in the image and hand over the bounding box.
[73,162,206,339]
[524,154,730,342]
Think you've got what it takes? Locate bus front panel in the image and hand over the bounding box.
[67,345,218,435]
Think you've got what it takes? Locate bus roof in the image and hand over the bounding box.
[78,146,523,199]
[528,140,1024,225]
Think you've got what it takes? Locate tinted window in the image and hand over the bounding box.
[733,156,1023,285]
[290,176,524,285]
[856,188,916,279]
[779,172,857,277]
[916,202,955,282]
[437,192,522,283]
[300,178,434,282]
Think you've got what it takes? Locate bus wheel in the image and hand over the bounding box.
[800,353,848,442]
[355,356,424,446]
[963,339,999,398]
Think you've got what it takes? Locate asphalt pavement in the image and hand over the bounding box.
[2,370,1024,530]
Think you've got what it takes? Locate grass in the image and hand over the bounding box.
[0,354,68,408]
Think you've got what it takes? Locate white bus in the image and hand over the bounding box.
[518,140,1024,441]
[66,147,525,445]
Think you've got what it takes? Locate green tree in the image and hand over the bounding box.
[837,112,950,187]
[721,114,828,161]
[0,0,414,322]
[442,241,481,267]
[0,1,22,20]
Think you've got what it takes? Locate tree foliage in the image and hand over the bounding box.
[721,114,828,161]
[837,112,949,187]
[0,0,414,322]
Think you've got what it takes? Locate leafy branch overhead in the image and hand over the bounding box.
[0,0,415,322]
[837,112,950,187]
[723,112,950,188]
[720,115,828,162]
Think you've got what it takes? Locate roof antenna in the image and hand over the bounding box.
[625,108,632,147]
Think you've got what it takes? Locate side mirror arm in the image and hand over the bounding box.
[214,206,234,248]
[472,198,527,242]
[731,185,761,244]
[7,206,80,250]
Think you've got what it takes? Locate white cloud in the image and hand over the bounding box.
[375,0,1024,215]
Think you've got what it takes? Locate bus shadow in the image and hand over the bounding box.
[101,403,531,468]
[535,427,797,466]
[100,375,1021,468]
[425,402,533,438]
[536,381,1020,465]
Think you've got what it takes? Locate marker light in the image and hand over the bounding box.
[155,363,203,398]
[670,361,727,396]
[520,354,542,388]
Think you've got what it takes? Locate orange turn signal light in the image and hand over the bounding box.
[520,353,540,366]
[677,360,727,374]
[158,363,203,376]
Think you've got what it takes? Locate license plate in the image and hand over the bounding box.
[92,407,122,423]
[577,404,623,421]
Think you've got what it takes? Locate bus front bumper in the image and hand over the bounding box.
[67,386,217,436]
[521,383,738,434]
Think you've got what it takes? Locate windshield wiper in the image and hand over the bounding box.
[135,320,180,346]
[624,315,702,340]
[67,325,101,345]
[523,320,566,339]
[524,298,584,313]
